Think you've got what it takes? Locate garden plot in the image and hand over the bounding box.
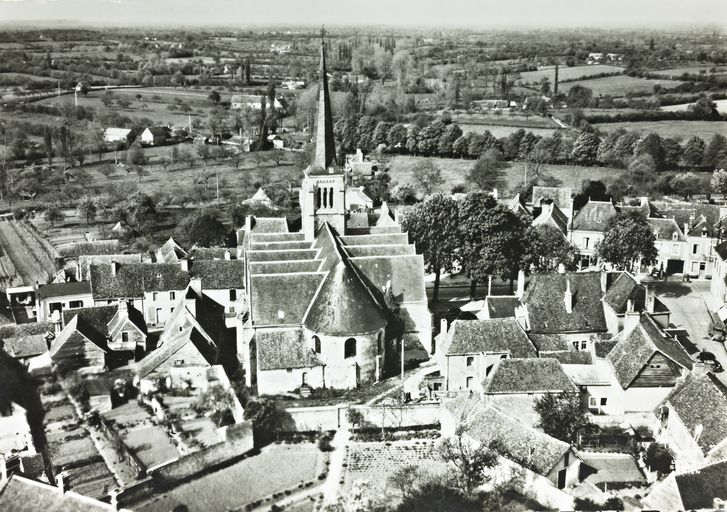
[0,221,58,287]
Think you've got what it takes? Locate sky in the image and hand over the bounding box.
[0,0,725,29]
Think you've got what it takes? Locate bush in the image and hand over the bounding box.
[318,433,334,452]
[604,497,625,510]
[645,443,674,475]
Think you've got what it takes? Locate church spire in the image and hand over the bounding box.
[310,27,338,174]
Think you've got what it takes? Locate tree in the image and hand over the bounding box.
[629,153,657,189]
[116,97,131,110]
[389,465,420,501]
[438,426,498,495]
[703,134,727,169]
[635,133,665,171]
[597,210,658,271]
[534,392,589,443]
[645,443,674,476]
[671,172,703,200]
[159,157,171,172]
[176,210,227,247]
[572,132,600,164]
[44,205,63,227]
[437,124,463,157]
[528,225,579,272]
[661,137,683,169]
[98,164,114,180]
[208,90,221,105]
[468,149,505,191]
[387,123,408,150]
[78,197,97,224]
[710,168,727,197]
[566,85,593,108]
[197,144,210,166]
[43,126,53,166]
[683,136,706,168]
[243,399,291,447]
[392,50,412,87]
[126,142,146,167]
[613,132,640,166]
[411,159,444,196]
[401,194,459,301]
[397,483,481,512]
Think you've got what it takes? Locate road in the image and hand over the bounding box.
[650,279,727,385]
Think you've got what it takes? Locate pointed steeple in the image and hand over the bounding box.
[309,30,339,175]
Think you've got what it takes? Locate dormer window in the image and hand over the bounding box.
[121,331,129,342]
[702,229,708,238]
[672,232,678,241]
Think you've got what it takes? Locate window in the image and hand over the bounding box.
[564,452,570,465]
[152,292,158,301]
[573,341,587,351]
[584,237,590,249]
[313,335,321,354]
[286,368,293,373]
[702,229,708,238]
[69,300,83,308]
[672,232,678,241]
[589,396,597,407]
[229,289,237,301]
[302,372,308,385]
[466,356,475,367]
[170,291,176,301]
[466,376,474,389]
[500,354,508,360]
[650,363,662,369]
[121,331,129,342]
[377,332,382,353]
[344,338,356,358]
[600,397,607,406]
[693,244,699,255]
[672,243,679,255]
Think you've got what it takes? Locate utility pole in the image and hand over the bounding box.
[400,338,405,403]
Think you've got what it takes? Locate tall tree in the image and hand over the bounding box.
[703,134,727,169]
[596,210,658,271]
[43,126,53,166]
[438,426,498,496]
[176,210,227,247]
[682,136,706,168]
[528,225,579,272]
[411,159,444,196]
[401,194,459,301]
[534,392,589,443]
[572,132,600,164]
[468,149,505,192]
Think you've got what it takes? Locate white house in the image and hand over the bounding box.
[103,127,132,144]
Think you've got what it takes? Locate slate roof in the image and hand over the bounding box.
[526,333,572,352]
[571,200,617,232]
[251,217,289,233]
[717,241,727,261]
[531,186,572,210]
[347,212,370,229]
[250,272,325,325]
[532,203,568,235]
[349,255,427,303]
[57,304,147,352]
[466,404,574,476]
[157,237,187,263]
[483,358,577,394]
[0,474,115,511]
[561,363,611,386]
[303,260,387,336]
[649,217,685,241]
[77,254,143,281]
[3,334,49,359]
[675,460,727,510]
[602,272,669,314]
[136,325,217,377]
[607,314,693,388]
[89,263,190,299]
[522,272,607,334]
[445,318,536,357]
[547,351,594,365]
[255,329,324,371]
[687,215,716,237]
[188,260,245,289]
[37,281,92,300]
[620,197,661,219]
[661,372,727,456]
[485,296,520,319]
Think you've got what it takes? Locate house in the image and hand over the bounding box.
[230,94,285,111]
[345,148,379,178]
[36,281,94,323]
[0,473,126,511]
[156,237,188,264]
[606,313,693,412]
[460,295,521,321]
[0,402,34,456]
[531,186,573,217]
[569,200,618,268]
[76,253,145,282]
[49,302,148,372]
[654,371,727,471]
[438,319,537,390]
[684,215,718,278]
[561,361,620,416]
[140,126,170,146]
[642,459,727,512]
[483,358,578,396]
[601,271,670,332]
[238,41,430,394]
[649,217,687,275]
[243,187,277,209]
[88,261,190,327]
[710,241,727,309]
[532,202,569,237]
[0,323,53,366]
[103,127,132,144]
[344,186,374,212]
[184,259,246,327]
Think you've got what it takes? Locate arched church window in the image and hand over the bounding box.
[313,335,321,354]
[329,187,334,208]
[322,186,328,208]
[316,188,321,209]
[344,338,356,359]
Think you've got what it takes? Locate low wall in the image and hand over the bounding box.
[283,402,441,432]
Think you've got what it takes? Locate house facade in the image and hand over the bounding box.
[36,281,94,323]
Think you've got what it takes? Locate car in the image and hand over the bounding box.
[714,361,724,373]
[697,351,717,363]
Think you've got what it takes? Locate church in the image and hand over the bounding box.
[236,39,431,395]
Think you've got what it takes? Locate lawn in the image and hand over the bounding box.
[594,120,727,140]
[518,64,624,84]
[558,75,685,96]
[137,443,322,512]
[387,155,626,196]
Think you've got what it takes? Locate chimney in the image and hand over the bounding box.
[557,263,566,274]
[244,215,252,234]
[645,285,655,314]
[117,299,128,315]
[694,423,704,444]
[491,188,498,200]
[564,278,573,314]
[179,259,189,272]
[600,271,608,293]
[224,250,231,261]
[440,317,448,336]
[189,277,202,296]
[684,223,689,237]
[277,309,285,321]
[487,275,492,297]
[57,471,67,493]
[111,261,119,276]
[624,299,640,332]
[516,269,525,299]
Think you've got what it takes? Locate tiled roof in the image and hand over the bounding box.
[347,212,370,229]
[3,333,48,359]
[37,281,91,300]
[343,245,415,257]
[466,404,573,476]
[445,319,536,357]
[522,272,607,334]
[661,372,727,456]
[572,200,617,232]
[532,203,568,234]
[607,314,693,388]
[255,328,324,371]
[483,358,577,394]
[547,351,594,365]
[250,272,325,325]
[188,247,236,260]
[531,186,573,210]
[648,218,685,241]
[675,460,727,510]
[188,260,245,289]
[602,272,669,315]
[89,263,190,299]
[62,305,119,340]
[0,474,115,511]
[349,255,427,303]
[247,249,319,262]
[248,260,322,275]
[303,260,387,336]
[442,393,482,423]
[485,296,520,319]
[688,216,716,237]
[77,254,143,281]
[339,233,409,246]
[561,363,611,386]
[136,325,217,377]
[527,333,572,352]
[717,241,727,261]
[251,217,289,233]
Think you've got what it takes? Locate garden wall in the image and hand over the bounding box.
[283,402,442,431]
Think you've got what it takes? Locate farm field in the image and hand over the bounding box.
[594,120,727,139]
[0,220,58,288]
[558,75,685,96]
[137,443,323,512]
[460,124,557,138]
[518,64,623,83]
[387,155,626,195]
[650,66,727,77]
[661,98,727,113]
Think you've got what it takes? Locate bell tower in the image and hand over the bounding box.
[300,28,347,240]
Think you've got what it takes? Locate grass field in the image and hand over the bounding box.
[459,124,557,138]
[518,64,624,84]
[650,66,727,77]
[558,75,686,96]
[661,98,727,114]
[594,120,727,140]
[387,155,626,195]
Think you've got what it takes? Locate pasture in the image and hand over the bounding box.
[459,124,557,138]
[518,64,623,84]
[594,120,727,140]
[650,66,727,78]
[661,98,727,114]
[387,155,626,195]
[558,75,685,96]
